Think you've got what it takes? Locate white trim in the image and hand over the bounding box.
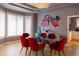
[67,15,79,18]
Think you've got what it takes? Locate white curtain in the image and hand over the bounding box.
[0,11,33,38]
[0,10,5,38]
[16,15,23,35]
[7,13,23,36]
[25,16,32,37]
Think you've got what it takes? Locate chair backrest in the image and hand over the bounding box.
[55,38,67,51]
[41,33,47,39]
[23,33,29,37]
[28,38,38,50]
[48,34,56,39]
[20,36,29,47]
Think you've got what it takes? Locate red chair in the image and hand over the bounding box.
[41,33,47,39]
[50,37,67,56]
[41,33,47,43]
[48,34,56,39]
[23,33,29,38]
[28,38,45,56]
[20,36,29,55]
[48,34,56,55]
[49,43,56,56]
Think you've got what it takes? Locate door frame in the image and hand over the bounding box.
[67,15,79,42]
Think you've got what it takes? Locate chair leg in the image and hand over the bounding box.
[42,50,44,56]
[62,51,65,56]
[58,51,60,56]
[50,49,52,56]
[20,46,23,54]
[25,47,28,56]
[36,51,38,56]
[55,50,56,54]
[29,49,31,56]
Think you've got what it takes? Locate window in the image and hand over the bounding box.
[0,9,33,41]
[16,15,23,35]
[0,10,5,38]
[76,18,79,27]
[25,16,32,36]
[0,10,33,38]
[7,13,23,36]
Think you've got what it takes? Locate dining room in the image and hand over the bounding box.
[0,3,79,56]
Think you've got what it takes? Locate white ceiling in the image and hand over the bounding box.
[0,3,78,13]
[0,3,37,13]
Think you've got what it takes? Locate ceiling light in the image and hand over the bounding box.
[34,3,49,9]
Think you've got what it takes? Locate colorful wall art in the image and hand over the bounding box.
[37,15,61,42]
[41,15,60,28]
[41,15,60,32]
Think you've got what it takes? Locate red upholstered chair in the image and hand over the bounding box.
[41,33,47,43]
[20,36,29,55]
[23,33,29,38]
[41,33,47,39]
[48,34,56,55]
[54,37,67,56]
[48,34,56,39]
[50,37,67,56]
[49,43,56,56]
[28,38,45,56]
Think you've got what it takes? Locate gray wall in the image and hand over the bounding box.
[38,5,79,37]
[32,13,38,37]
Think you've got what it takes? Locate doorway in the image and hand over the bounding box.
[67,15,79,45]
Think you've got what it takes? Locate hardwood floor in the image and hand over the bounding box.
[0,40,79,56]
